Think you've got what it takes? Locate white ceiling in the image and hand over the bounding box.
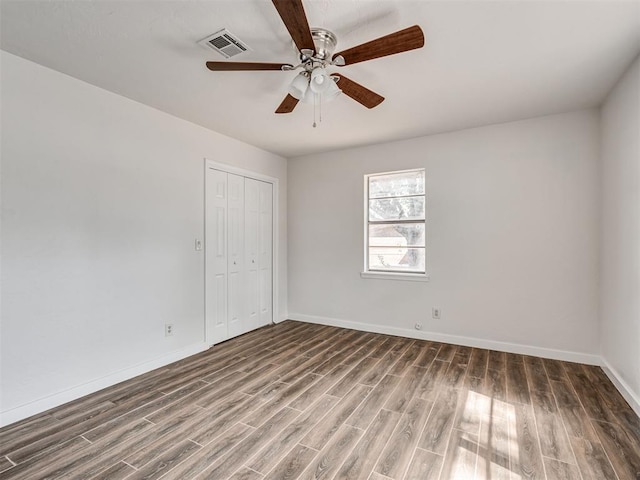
[1,1,639,158]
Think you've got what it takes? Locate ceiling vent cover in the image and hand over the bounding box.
[198,29,250,58]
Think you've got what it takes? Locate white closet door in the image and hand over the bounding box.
[227,173,245,338]
[205,168,228,345]
[244,178,260,332]
[205,164,273,344]
[258,181,273,327]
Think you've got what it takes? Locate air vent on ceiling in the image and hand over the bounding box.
[198,29,250,58]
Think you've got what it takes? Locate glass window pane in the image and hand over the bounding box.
[369,224,425,247]
[368,247,425,273]
[369,171,425,199]
[369,196,425,221]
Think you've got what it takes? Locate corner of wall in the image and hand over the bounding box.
[600,358,640,417]
[597,53,640,414]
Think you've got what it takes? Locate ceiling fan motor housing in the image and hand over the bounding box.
[308,28,337,61]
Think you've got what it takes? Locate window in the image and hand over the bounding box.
[363,169,427,280]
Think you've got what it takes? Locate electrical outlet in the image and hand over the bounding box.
[195,239,202,251]
[432,308,441,319]
[165,324,174,336]
[415,322,423,330]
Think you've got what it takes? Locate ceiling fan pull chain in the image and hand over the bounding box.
[313,94,317,128]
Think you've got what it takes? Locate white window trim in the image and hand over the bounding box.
[362,168,429,281]
[360,271,430,282]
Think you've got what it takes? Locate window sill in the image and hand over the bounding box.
[360,271,430,282]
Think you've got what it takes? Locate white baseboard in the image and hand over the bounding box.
[0,342,209,428]
[600,358,640,417]
[288,313,601,366]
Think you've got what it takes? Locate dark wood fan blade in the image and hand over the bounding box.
[275,94,299,114]
[334,74,384,109]
[334,25,424,65]
[206,62,292,71]
[272,0,315,53]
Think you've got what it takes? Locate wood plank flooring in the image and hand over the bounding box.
[1,321,639,480]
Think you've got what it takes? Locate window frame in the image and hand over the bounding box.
[361,168,430,282]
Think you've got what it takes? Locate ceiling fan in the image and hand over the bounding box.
[205,0,425,115]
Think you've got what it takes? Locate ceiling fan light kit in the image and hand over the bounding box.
[288,72,310,99]
[309,67,330,93]
[288,70,341,102]
[205,0,425,121]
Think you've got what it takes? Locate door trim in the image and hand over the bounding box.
[203,159,280,346]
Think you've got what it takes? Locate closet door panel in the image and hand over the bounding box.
[245,178,260,331]
[258,181,273,327]
[227,173,245,338]
[205,168,228,345]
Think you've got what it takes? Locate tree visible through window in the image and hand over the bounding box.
[366,169,426,274]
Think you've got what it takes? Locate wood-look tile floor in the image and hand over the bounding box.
[1,321,639,480]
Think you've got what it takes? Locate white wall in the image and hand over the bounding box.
[288,110,600,361]
[0,51,287,425]
[600,54,640,412]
